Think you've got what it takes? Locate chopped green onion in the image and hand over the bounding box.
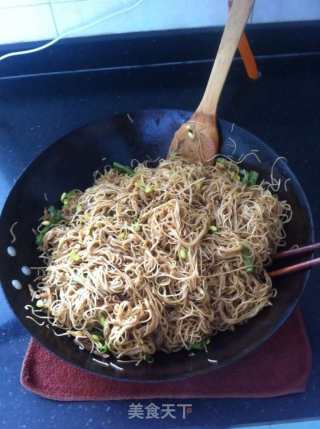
[97,344,109,353]
[240,169,249,185]
[231,171,240,181]
[40,225,52,234]
[118,231,127,240]
[242,246,254,272]
[91,333,109,353]
[47,206,56,216]
[36,231,45,247]
[137,178,145,189]
[112,162,134,176]
[36,299,44,308]
[69,250,81,262]
[99,316,107,327]
[91,334,102,343]
[36,205,63,246]
[178,247,188,260]
[47,206,62,223]
[36,224,52,246]
[240,169,259,186]
[144,184,154,194]
[91,328,102,336]
[137,178,154,194]
[248,170,259,186]
[60,190,77,207]
[208,225,218,233]
[216,157,225,165]
[132,222,141,232]
[190,338,210,350]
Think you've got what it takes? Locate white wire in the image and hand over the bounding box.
[0,0,144,63]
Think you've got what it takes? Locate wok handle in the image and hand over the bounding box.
[196,0,254,116]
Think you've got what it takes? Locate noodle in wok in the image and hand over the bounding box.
[29,156,292,362]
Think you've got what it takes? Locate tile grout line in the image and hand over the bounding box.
[48,0,59,36]
[0,1,59,44]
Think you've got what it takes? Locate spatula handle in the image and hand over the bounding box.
[197,0,254,116]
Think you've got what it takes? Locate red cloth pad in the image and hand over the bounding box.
[21,309,311,401]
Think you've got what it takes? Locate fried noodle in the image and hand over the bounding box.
[30,157,292,361]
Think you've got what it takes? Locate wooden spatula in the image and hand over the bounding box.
[169,0,254,163]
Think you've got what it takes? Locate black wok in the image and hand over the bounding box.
[0,109,314,382]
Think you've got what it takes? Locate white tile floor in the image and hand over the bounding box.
[0,0,319,44]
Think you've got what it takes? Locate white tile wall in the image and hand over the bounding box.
[51,0,227,37]
[252,0,320,23]
[0,0,319,45]
[0,0,45,6]
[0,3,56,44]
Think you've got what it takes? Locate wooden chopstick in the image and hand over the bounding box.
[268,242,320,278]
[274,242,320,260]
[269,257,320,278]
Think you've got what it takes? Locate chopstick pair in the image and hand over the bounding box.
[269,243,320,278]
